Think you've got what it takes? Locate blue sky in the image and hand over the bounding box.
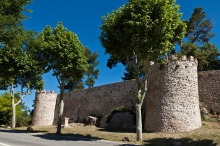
[18,0,220,109]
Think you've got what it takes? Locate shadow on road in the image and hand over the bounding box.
[0,128,99,141]
[32,133,101,141]
[143,137,218,146]
[0,128,47,133]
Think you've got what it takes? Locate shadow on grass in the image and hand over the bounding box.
[143,137,218,146]
[98,128,136,134]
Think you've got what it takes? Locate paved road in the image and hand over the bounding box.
[0,128,136,146]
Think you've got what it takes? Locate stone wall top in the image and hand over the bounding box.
[36,90,55,94]
[150,55,198,66]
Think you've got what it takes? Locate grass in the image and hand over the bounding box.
[14,119,220,146]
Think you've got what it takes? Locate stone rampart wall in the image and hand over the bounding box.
[198,70,220,113]
[32,55,220,131]
[52,80,138,126]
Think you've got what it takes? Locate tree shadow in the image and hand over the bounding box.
[0,128,47,133]
[32,133,101,141]
[115,144,141,146]
[98,128,136,134]
[143,138,218,146]
[0,128,99,141]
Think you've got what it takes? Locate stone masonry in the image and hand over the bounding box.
[198,70,220,114]
[33,80,138,127]
[144,56,201,132]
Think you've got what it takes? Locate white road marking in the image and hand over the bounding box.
[0,143,11,146]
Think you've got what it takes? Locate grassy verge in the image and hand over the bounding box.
[15,120,220,146]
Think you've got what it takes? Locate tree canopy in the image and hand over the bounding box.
[119,7,220,80]
[100,0,186,141]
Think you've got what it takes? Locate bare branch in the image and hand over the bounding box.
[15,93,26,106]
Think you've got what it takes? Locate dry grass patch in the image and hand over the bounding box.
[15,121,220,146]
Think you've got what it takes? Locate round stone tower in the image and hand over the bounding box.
[144,55,201,133]
[32,90,57,125]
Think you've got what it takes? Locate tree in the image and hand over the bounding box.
[38,22,88,134]
[0,0,43,128]
[184,7,214,44]
[0,30,45,128]
[84,48,99,88]
[179,7,220,71]
[99,0,186,141]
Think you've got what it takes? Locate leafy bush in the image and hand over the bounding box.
[106,106,126,123]
[0,92,31,127]
[106,105,135,123]
[16,111,31,127]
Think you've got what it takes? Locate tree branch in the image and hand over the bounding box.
[53,68,61,85]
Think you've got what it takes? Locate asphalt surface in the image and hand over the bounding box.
[0,128,137,146]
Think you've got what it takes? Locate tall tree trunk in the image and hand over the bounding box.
[56,80,64,134]
[136,101,142,141]
[10,84,16,128]
[135,79,147,141]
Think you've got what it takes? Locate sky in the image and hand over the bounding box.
[14,0,220,109]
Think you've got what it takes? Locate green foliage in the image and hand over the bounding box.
[0,0,32,46]
[0,92,24,125]
[100,0,186,82]
[0,92,11,125]
[64,47,99,92]
[201,112,206,121]
[106,106,128,123]
[37,22,88,87]
[179,42,220,71]
[106,104,136,124]
[16,110,31,127]
[100,0,186,62]
[184,7,215,44]
[84,48,99,88]
[0,29,44,92]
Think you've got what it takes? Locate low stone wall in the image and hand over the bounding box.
[53,80,138,127]
[198,70,220,114]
